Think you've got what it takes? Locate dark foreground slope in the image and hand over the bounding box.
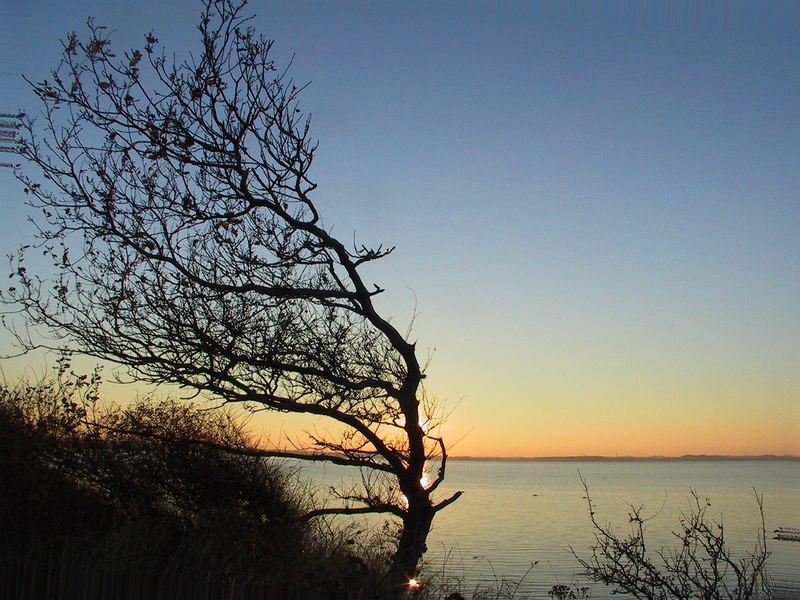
[0,373,386,600]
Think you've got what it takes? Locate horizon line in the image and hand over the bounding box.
[448,454,800,462]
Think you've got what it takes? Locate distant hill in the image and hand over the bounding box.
[450,454,800,462]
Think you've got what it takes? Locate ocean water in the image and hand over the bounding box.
[425,459,799,597]
[301,459,800,598]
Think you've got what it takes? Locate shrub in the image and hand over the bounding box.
[0,367,388,597]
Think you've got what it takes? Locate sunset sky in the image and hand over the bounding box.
[1,1,797,457]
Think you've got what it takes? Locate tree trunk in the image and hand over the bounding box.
[379,495,435,599]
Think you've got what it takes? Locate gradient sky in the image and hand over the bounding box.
[1,1,797,457]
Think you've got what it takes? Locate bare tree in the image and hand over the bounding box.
[575,477,770,600]
[3,1,461,595]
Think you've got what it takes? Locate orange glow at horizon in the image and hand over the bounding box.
[0,351,796,459]
[436,391,799,458]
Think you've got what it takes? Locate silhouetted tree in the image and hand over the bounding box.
[5,1,460,596]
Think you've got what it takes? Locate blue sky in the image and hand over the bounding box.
[1,1,798,456]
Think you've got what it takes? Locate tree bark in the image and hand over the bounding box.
[380,494,435,599]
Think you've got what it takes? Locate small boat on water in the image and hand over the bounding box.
[773,526,800,543]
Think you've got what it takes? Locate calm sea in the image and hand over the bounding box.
[301,459,800,598]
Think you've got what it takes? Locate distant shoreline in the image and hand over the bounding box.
[449,455,800,462]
